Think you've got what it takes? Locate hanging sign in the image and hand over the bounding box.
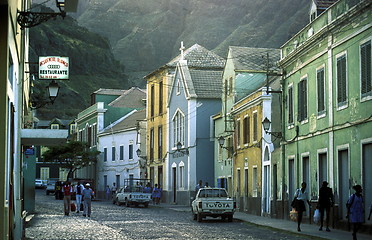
[39,56,69,80]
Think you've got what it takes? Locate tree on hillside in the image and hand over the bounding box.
[43,141,100,181]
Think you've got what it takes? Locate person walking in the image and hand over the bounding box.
[152,184,161,205]
[294,182,311,232]
[346,185,364,240]
[62,181,73,216]
[105,185,111,200]
[82,183,94,217]
[74,182,84,213]
[317,181,334,231]
[111,183,117,197]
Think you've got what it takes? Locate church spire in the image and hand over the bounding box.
[179,41,185,60]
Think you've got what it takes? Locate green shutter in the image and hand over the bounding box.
[361,41,371,96]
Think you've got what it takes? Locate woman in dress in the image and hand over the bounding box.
[294,182,312,232]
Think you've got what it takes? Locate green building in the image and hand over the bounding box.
[279,0,371,228]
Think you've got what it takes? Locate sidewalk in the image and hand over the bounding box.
[159,203,371,240]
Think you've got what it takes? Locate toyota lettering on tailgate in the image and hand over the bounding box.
[205,202,230,208]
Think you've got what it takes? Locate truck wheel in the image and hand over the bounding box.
[125,199,130,207]
[228,215,233,222]
[197,213,202,222]
[193,213,197,220]
[144,203,149,208]
[221,216,226,221]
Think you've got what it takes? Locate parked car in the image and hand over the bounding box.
[35,179,45,189]
[45,179,58,195]
[113,178,152,207]
[191,188,236,222]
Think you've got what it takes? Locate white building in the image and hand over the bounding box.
[96,109,146,198]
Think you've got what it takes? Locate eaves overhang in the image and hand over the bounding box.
[21,129,69,146]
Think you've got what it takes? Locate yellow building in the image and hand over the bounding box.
[231,89,265,215]
[144,67,171,193]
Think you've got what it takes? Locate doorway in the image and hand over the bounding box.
[362,143,372,222]
[338,149,349,220]
[172,167,177,203]
[318,153,327,188]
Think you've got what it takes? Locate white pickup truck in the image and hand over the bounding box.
[113,178,152,207]
[191,188,236,222]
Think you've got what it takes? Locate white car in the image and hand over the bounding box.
[35,179,45,189]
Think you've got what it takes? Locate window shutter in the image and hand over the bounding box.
[337,55,347,104]
[317,69,325,113]
[361,41,371,96]
[304,79,307,119]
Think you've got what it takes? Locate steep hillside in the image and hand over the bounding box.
[29,6,129,119]
[77,0,310,80]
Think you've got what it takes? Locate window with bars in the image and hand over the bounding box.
[336,54,347,107]
[288,86,294,124]
[317,68,325,114]
[361,40,371,98]
[298,78,308,121]
[253,112,258,142]
[172,111,185,147]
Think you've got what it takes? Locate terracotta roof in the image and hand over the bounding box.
[229,46,280,71]
[108,87,146,109]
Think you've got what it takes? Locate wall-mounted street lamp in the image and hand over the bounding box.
[175,142,189,155]
[17,0,79,29]
[262,117,282,138]
[136,148,145,159]
[218,136,233,152]
[30,80,60,109]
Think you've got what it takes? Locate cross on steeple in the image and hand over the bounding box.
[180,41,185,60]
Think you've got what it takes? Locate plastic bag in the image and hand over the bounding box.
[313,209,320,224]
[290,208,298,222]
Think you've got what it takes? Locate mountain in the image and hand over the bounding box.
[29,0,311,119]
[29,6,130,119]
[76,0,310,81]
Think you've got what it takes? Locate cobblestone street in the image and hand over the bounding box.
[25,190,320,240]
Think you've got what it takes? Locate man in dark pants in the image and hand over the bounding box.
[318,181,334,231]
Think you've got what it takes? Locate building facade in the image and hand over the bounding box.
[97,109,146,199]
[279,0,371,226]
[75,87,146,192]
[0,1,32,238]
[166,44,225,205]
[215,46,280,216]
